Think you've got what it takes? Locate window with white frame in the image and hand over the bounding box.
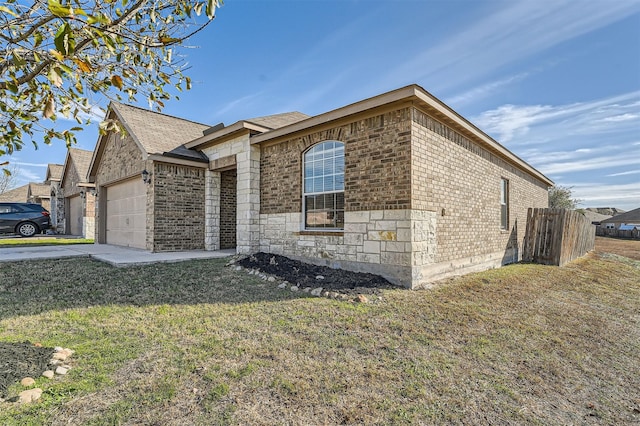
[303,141,345,229]
[500,178,509,230]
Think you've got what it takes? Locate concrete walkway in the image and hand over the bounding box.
[0,243,235,266]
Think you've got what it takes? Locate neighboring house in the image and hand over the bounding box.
[0,184,29,202]
[580,210,612,226]
[26,183,51,211]
[60,148,95,238]
[45,163,64,233]
[599,207,640,230]
[88,84,552,288]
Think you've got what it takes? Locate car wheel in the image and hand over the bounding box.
[17,222,39,237]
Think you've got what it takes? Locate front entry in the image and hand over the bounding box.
[220,169,237,249]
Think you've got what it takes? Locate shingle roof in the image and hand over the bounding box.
[245,112,310,130]
[111,103,211,155]
[46,164,64,181]
[0,184,29,202]
[68,148,94,183]
[601,207,640,224]
[28,183,50,198]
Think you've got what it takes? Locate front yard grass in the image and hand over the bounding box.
[0,249,638,425]
[0,237,94,247]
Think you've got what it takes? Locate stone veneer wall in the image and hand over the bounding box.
[410,107,549,283]
[201,132,260,254]
[84,193,95,239]
[258,108,423,287]
[257,105,548,287]
[151,162,206,251]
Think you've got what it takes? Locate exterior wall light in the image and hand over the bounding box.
[141,169,152,184]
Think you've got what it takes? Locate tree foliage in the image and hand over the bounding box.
[0,0,221,161]
[548,185,581,209]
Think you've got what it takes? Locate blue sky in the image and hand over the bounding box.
[6,0,640,210]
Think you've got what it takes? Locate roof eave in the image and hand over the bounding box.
[250,84,553,187]
[185,121,272,150]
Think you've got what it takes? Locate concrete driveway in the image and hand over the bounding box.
[0,243,235,266]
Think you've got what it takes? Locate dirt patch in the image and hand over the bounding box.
[0,342,53,398]
[236,252,395,295]
[595,236,640,261]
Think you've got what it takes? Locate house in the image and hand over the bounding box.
[599,207,640,228]
[598,207,640,237]
[26,183,51,211]
[87,102,214,250]
[0,184,29,202]
[60,148,96,238]
[45,163,64,232]
[88,84,553,288]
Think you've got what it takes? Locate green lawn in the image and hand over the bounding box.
[0,252,638,425]
[0,238,94,247]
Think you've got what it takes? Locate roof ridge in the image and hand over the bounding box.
[110,101,211,128]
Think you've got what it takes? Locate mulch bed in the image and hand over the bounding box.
[0,342,53,398]
[236,252,396,295]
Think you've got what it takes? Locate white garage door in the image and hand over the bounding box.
[68,195,83,236]
[106,178,146,249]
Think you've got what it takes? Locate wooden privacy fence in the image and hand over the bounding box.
[596,227,640,239]
[523,208,595,266]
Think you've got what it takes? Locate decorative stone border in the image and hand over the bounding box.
[226,256,382,304]
[1,346,74,405]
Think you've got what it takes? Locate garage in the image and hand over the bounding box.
[68,195,83,236]
[105,178,146,249]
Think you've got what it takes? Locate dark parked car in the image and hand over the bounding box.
[0,202,51,237]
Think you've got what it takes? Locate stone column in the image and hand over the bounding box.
[236,144,260,254]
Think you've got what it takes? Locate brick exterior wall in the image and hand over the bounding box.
[260,108,413,215]
[411,107,549,270]
[255,105,549,287]
[151,162,206,251]
[219,169,237,249]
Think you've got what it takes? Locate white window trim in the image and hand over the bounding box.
[301,141,345,231]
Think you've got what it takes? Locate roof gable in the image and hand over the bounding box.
[28,182,50,198]
[61,147,93,187]
[111,102,211,155]
[45,164,63,182]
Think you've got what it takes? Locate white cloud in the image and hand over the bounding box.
[447,72,530,107]
[606,170,640,177]
[570,182,640,210]
[601,113,639,122]
[474,91,640,144]
[539,155,640,175]
[11,162,48,168]
[378,0,640,93]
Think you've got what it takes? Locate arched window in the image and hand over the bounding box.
[303,141,344,229]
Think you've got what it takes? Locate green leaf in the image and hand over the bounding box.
[48,67,63,87]
[0,5,18,17]
[48,0,71,17]
[54,23,75,56]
